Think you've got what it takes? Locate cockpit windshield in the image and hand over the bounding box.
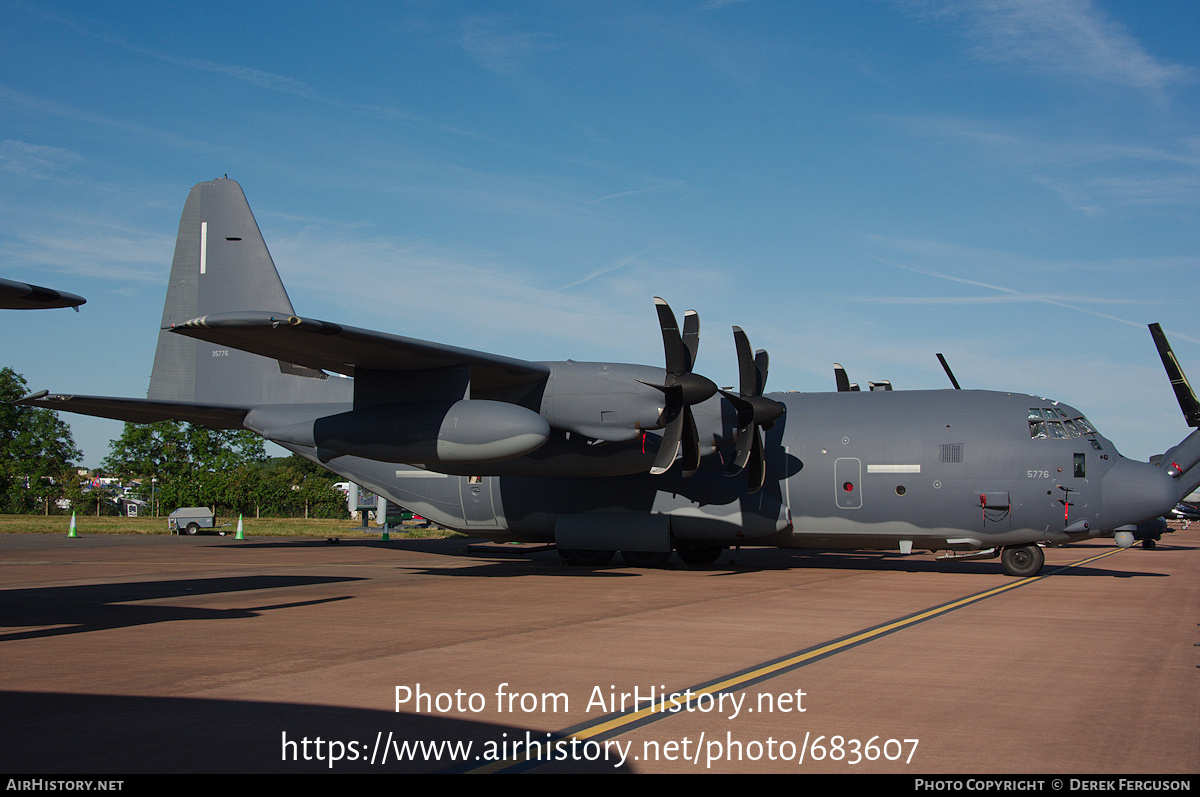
[1028,406,1100,444]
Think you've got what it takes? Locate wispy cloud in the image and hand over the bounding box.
[0,139,82,178]
[265,226,648,361]
[1034,172,1200,213]
[0,187,173,277]
[883,115,1200,212]
[0,84,217,154]
[863,246,1200,344]
[889,116,1200,168]
[696,0,755,11]
[556,249,653,292]
[461,14,559,75]
[898,0,1193,95]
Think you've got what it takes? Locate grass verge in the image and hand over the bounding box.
[0,514,464,539]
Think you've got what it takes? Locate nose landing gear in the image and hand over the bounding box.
[1000,544,1045,578]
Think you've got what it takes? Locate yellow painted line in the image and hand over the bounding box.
[470,546,1125,773]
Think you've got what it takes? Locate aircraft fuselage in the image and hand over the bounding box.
[284,387,1178,558]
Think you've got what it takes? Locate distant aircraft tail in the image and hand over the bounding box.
[148,178,346,408]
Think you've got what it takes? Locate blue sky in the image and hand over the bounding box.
[1,0,1198,467]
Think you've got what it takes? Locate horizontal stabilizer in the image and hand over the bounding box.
[169,311,550,392]
[1159,428,1200,478]
[17,393,248,429]
[1174,462,1200,502]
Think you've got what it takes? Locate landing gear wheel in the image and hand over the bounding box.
[185,522,200,536]
[1001,544,1044,577]
[620,550,672,568]
[560,549,614,566]
[1142,538,1157,549]
[675,545,724,565]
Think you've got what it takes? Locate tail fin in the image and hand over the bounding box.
[148,178,341,407]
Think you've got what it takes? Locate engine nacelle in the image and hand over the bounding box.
[259,399,550,464]
[538,361,671,442]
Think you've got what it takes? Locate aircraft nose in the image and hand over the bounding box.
[1101,457,1180,530]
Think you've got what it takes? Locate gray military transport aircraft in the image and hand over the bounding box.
[17,178,1198,576]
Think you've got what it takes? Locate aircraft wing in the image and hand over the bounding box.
[0,277,86,310]
[16,392,248,429]
[168,311,551,391]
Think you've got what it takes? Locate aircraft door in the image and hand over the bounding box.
[1056,452,1090,525]
[1038,452,1091,531]
[459,476,498,527]
[835,457,862,509]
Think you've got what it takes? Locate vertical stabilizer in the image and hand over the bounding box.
[148,178,345,408]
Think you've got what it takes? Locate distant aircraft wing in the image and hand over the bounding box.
[168,311,551,392]
[0,277,86,310]
[16,392,248,429]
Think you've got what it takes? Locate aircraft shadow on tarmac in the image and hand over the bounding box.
[386,540,1177,579]
[0,690,621,774]
[0,575,364,642]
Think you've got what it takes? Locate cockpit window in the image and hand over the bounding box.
[1029,407,1099,443]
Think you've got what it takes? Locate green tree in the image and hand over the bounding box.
[248,456,348,519]
[0,367,82,513]
[102,421,267,515]
[102,421,266,479]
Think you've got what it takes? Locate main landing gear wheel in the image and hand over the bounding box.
[620,550,673,568]
[675,545,725,565]
[1142,538,1157,549]
[1000,544,1044,577]
[559,549,614,566]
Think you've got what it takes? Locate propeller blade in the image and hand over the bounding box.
[1150,323,1200,427]
[682,310,699,372]
[648,298,717,477]
[754,349,768,396]
[722,326,785,493]
[937,353,962,390]
[729,420,754,471]
[746,428,766,494]
[733,327,755,396]
[650,411,684,475]
[654,297,691,374]
[834,364,851,392]
[680,408,701,477]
